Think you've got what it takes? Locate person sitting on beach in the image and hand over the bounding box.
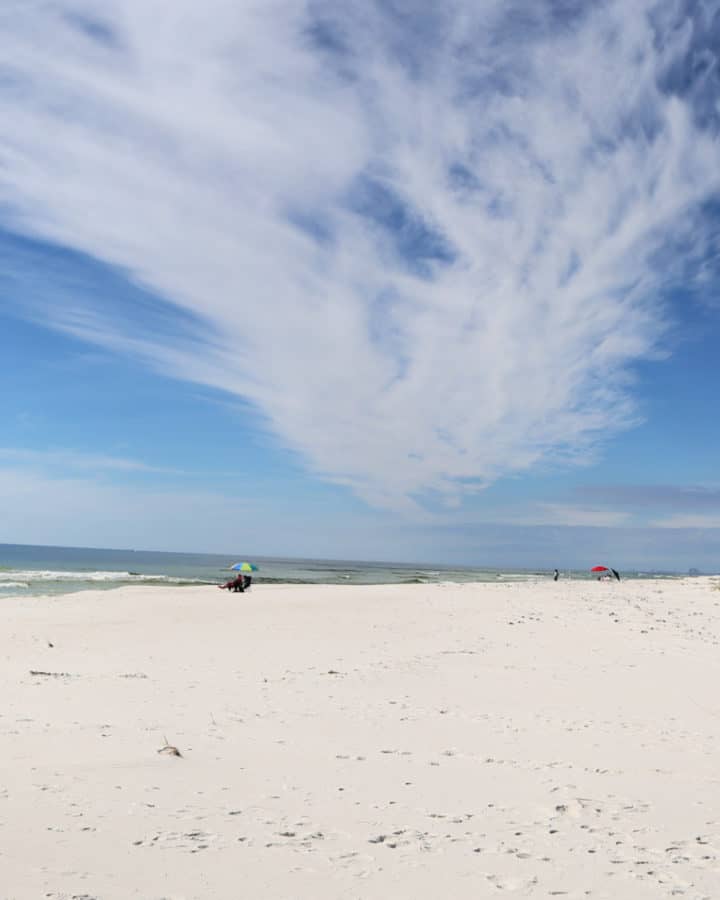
[218,575,245,592]
[242,574,252,591]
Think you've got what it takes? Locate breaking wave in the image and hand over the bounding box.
[0,570,211,589]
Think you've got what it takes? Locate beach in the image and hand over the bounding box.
[2,578,719,899]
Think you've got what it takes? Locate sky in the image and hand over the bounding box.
[1,0,720,570]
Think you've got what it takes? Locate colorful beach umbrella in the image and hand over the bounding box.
[230,562,258,572]
[591,565,620,581]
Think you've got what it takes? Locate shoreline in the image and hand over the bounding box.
[3,578,719,898]
[1,571,705,605]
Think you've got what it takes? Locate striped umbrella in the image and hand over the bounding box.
[230,562,258,572]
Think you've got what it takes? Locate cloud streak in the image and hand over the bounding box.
[0,447,180,475]
[572,482,720,511]
[1,0,719,509]
[650,514,720,529]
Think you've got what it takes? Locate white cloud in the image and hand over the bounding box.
[533,503,633,529]
[0,446,177,474]
[430,501,634,529]
[1,1,719,509]
[650,514,720,529]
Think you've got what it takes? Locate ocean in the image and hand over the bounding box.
[0,543,677,600]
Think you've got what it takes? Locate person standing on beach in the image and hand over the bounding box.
[553,569,559,582]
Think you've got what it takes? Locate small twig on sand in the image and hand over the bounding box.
[157,735,183,758]
[30,670,74,678]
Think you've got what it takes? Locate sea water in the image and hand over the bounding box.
[0,543,677,600]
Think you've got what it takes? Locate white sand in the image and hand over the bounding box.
[2,577,720,899]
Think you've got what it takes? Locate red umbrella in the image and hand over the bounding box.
[590,565,609,572]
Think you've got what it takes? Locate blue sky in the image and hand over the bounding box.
[1,0,720,570]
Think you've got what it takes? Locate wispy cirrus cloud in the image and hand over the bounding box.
[1,0,719,510]
[0,446,179,474]
[571,483,720,512]
[650,513,720,529]
[532,503,633,529]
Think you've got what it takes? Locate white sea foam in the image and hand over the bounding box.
[0,581,30,589]
[0,570,204,584]
[496,573,542,581]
